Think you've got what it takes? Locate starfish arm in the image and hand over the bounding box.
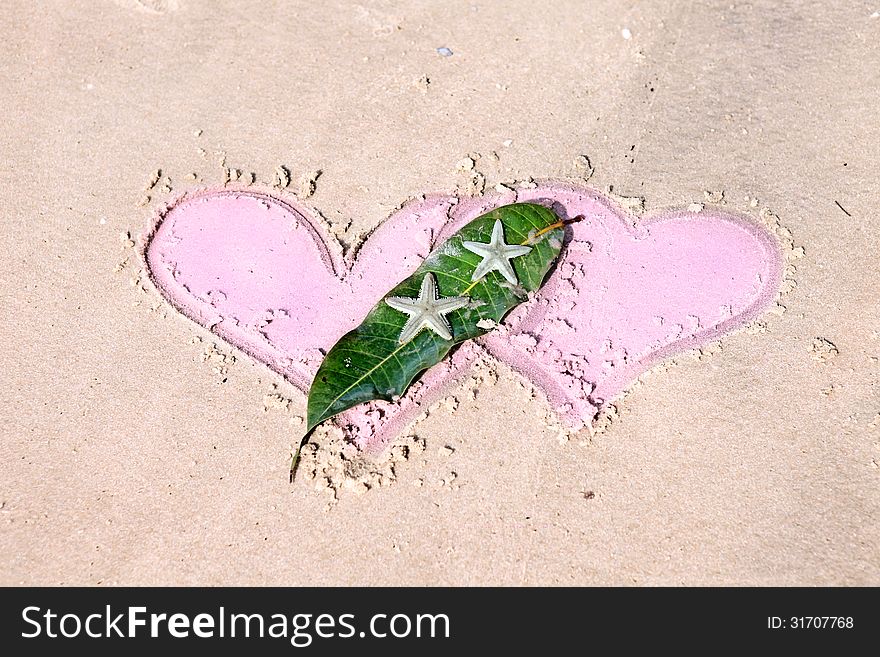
[433,295,469,313]
[462,240,491,258]
[504,244,533,258]
[424,312,453,341]
[470,256,495,282]
[420,272,438,300]
[497,258,519,284]
[492,219,507,245]
[471,256,498,281]
[397,314,426,344]
[386,296,420,313]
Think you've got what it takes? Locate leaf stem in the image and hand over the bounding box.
[522,215,584,245]
[289,426,316,483]
[289,450,300,483]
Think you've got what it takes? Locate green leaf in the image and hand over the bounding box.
[305,203,565,433]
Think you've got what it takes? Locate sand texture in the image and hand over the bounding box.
[1,0,878,585]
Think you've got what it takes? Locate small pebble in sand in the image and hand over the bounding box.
[297,170,322,198]
[687,202,704,212]
[455,156,475,172]
[439,445,455,457]
[502,139,513,147]
[461,172,485,195]
[574,154,592,170]
[263,392,291,412]
[810,337,839,362]
[436,47,453,57]
[273,165,291,189]
[621,27,632,40]
[145,169,162,190]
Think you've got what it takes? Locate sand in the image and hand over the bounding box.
[1,0,878,585]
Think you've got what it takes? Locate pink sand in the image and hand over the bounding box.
[144,183,781,450]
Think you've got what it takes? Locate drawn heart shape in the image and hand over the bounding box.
[143,182,781,451]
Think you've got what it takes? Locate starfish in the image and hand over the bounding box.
[462,219,532,284]
[385,272,469,344]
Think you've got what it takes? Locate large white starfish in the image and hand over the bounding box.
[385,272,469,344]
[462,219,532,284]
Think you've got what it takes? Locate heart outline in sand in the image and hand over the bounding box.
[143,182,782,451]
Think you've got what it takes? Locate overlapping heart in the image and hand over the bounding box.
[144,182,781,452]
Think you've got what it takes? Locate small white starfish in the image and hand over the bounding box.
[462,219,532,284]
[386,272,469,344]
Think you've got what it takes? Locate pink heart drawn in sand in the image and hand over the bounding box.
[143,182,782,451]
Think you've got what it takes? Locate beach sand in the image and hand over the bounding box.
[1,0,877,585]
